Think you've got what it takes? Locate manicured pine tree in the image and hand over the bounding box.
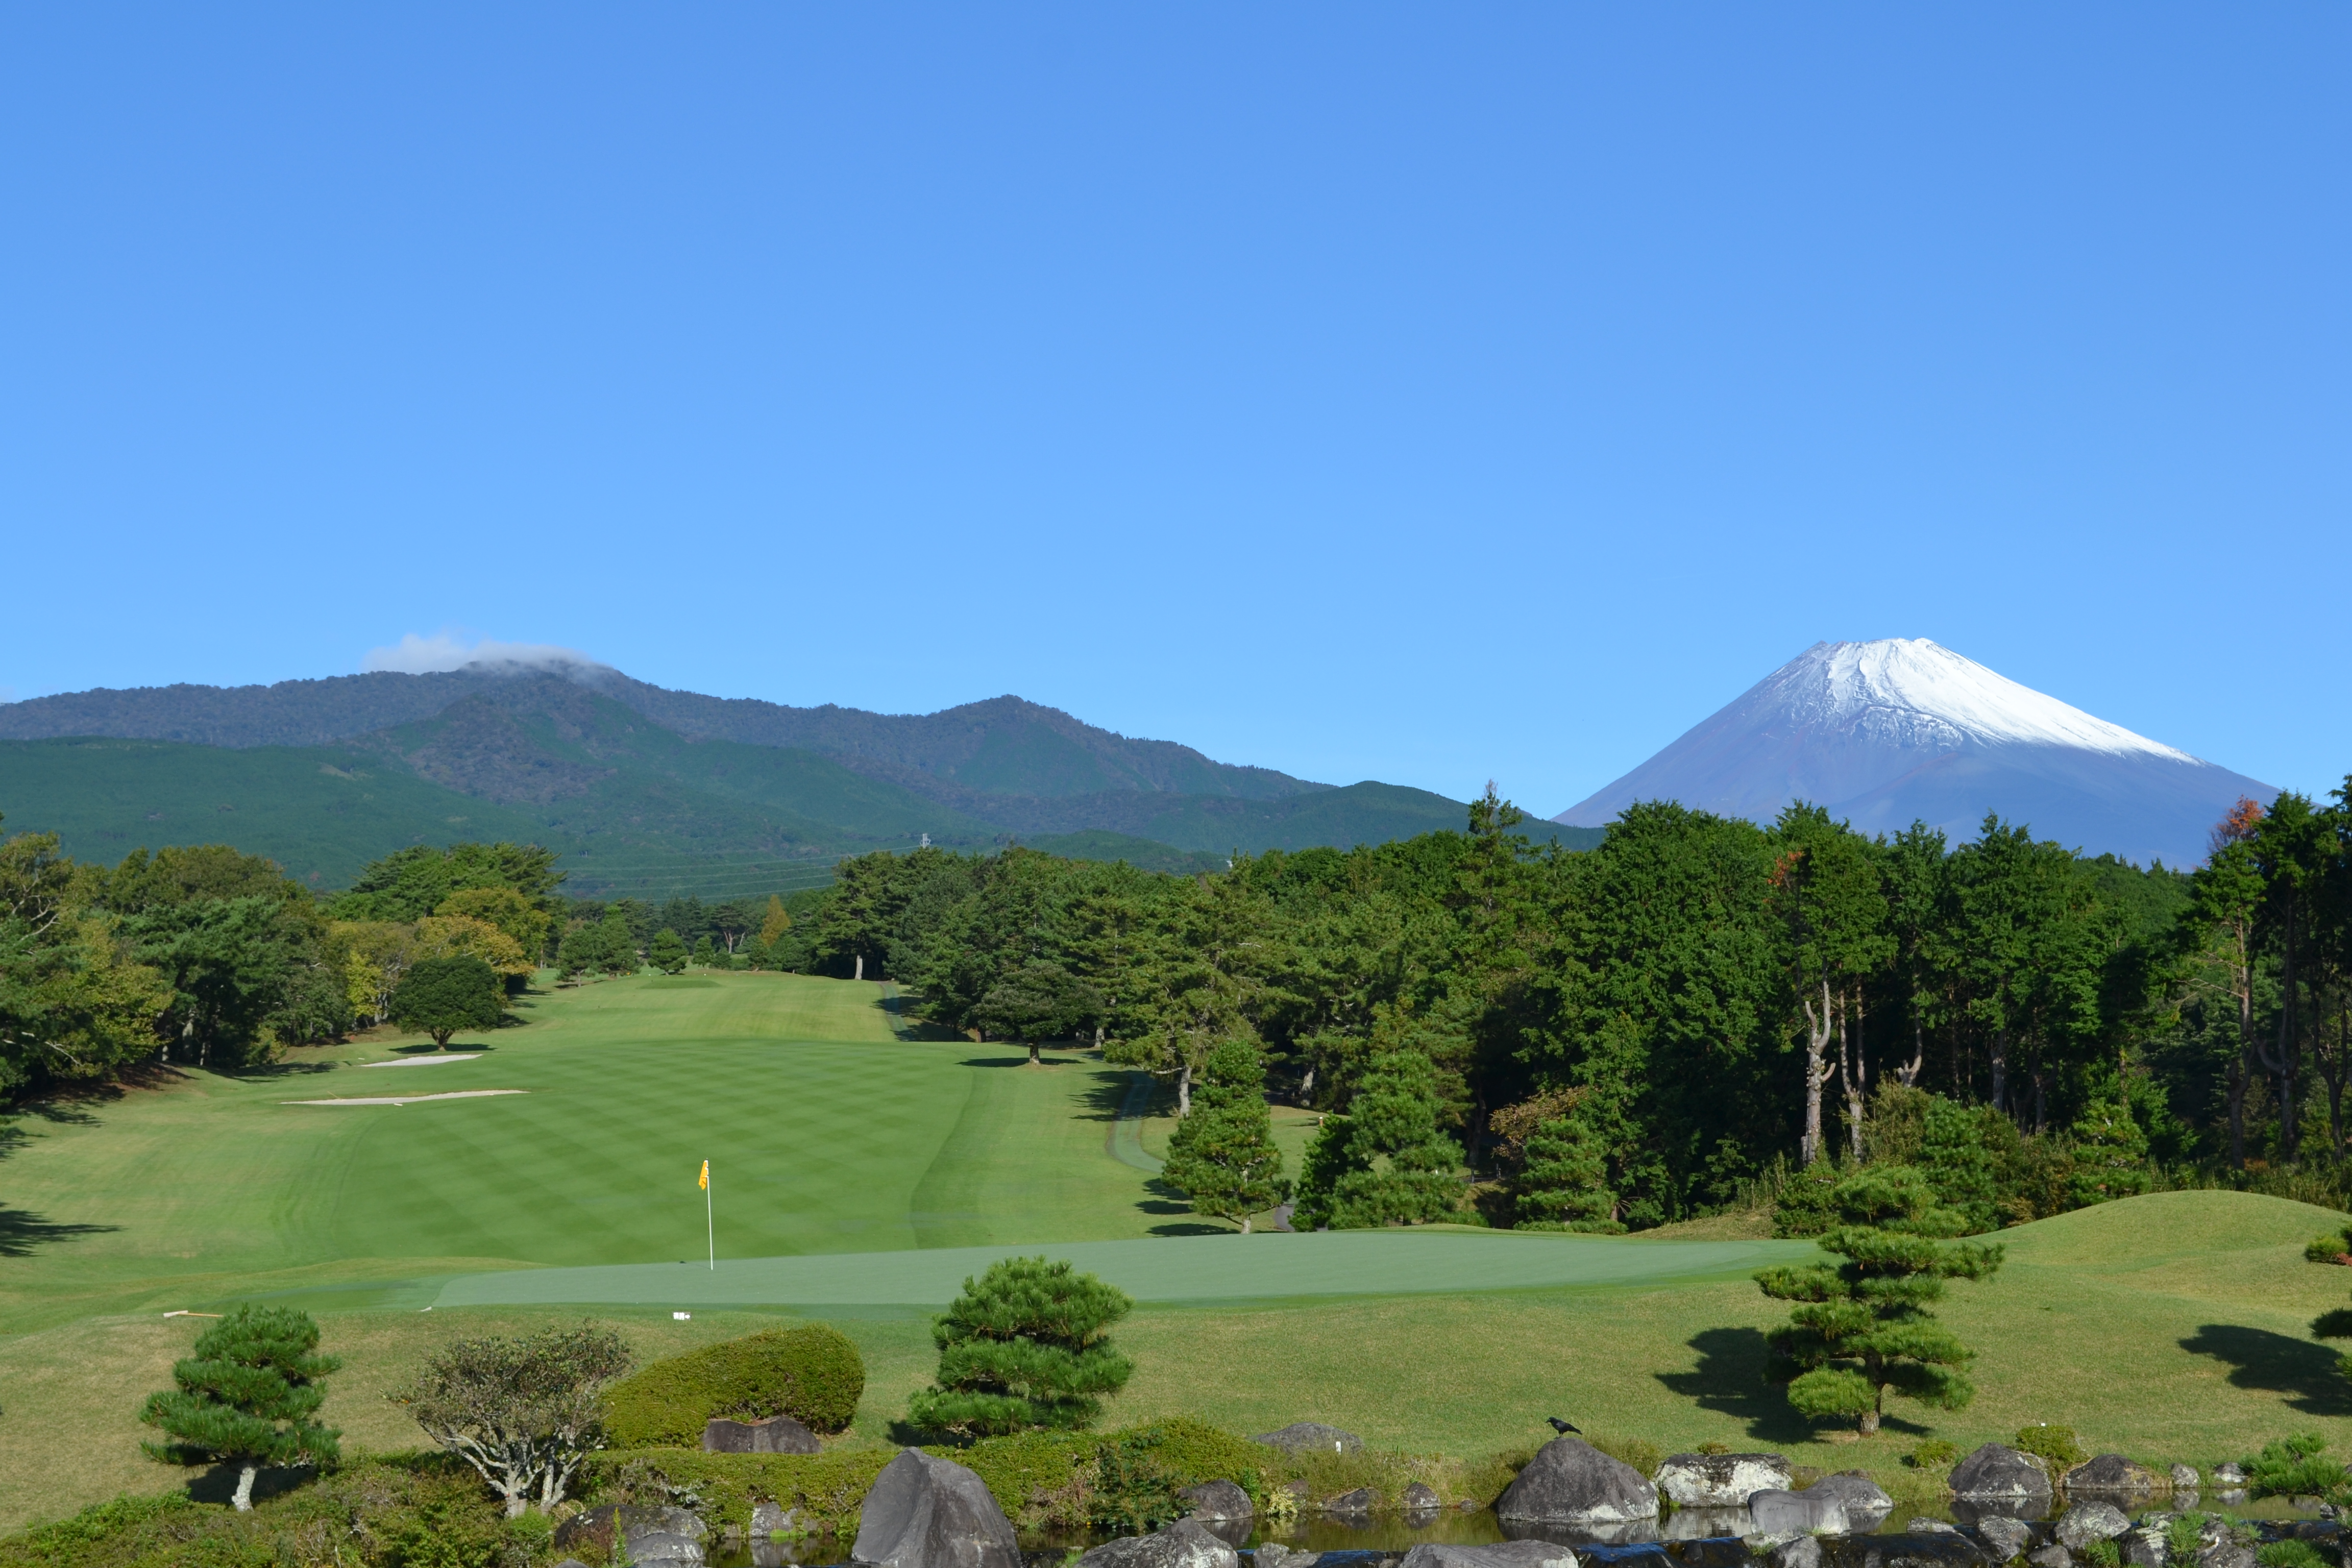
[2066,1094,2150,1206]
[906,1256,1134,1437]
[648,928,688,974]
[688,934,717,969]
[1755,1164,2003,1435]
[141,1305,341,1510]
[1161,1038,1289,1232]
[1514,1111,1622,1232]
[387,955,504,1049]
[1290,1046,1464,1230]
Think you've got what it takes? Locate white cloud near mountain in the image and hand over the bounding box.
[361,632,609,676]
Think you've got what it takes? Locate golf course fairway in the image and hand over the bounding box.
[9,970,2352,1533]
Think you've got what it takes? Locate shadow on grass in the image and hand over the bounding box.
[1079,1068,1173,1125]
[0,1204,118,1257]
[958,1054,1085,1069]
[1653,1327,1825,1444]
[2180,1324,2352,1416]
[185,1463,316,1507]
[1139,1178,1228,1236]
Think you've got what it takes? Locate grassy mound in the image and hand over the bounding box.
[605,1324,866,1446]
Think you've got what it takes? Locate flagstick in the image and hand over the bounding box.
[706,1167,715,1272]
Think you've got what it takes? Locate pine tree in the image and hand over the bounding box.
[650,929,690,975]
[1755,1165,2003,1435]
[1918,1095,2000,1233]
[2067,1094,2150,1206]
[141,1305,341,1510]
[1162,1038,1289,1231]
[1515,1112,1622,1232]
[1290,1046,1464,1230]
[595,908,639,975]
[906,1257,1134,1437]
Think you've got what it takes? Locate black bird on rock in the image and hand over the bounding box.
[1546,1417,1582,1435]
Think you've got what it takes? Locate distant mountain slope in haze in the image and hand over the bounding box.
[0,661,1578,894]
[0,665,1320,804]
[1555,639,2272,867]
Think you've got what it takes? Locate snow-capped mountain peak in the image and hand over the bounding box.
[1770,639,2196,762]
[1554,637,2270,866]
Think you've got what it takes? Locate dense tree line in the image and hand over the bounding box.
[0,831,574,1092]
[811,781,2352,1231]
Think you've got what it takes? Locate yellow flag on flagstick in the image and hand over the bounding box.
[699,1160,709,1191]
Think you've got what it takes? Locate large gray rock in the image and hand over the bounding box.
[1252,1548,1302,1568]
[1255,1422,1362,1455]
[1400,1544,1580,1568]
[2053,1504,2130,1552]
[2118,1526,2166,1568]
[751,1500,794,1537]
[1912,1521,1963,1534]
[2210,1465,2244,1485]
[2169,1467,2202,1490]
[1772,1538,1824,1568]
[706,1414,822,1455]
[1750,1490,1853,1537]
[851,1449,1021,1568]
[1976,1517,2035,1562]
[2026,1549,2070,1568]
[1952,1447,2055,1505]
[1324,1488,1377,1516]
[1180,1482,1254,1522]
[2064,1457,2165,1497]
[1808,1473,1894,1530]
[1656,1453,1794,1508]
[1496,1438,1660,1526]
[1402,1482,1442,1514]
[1076,1518,1240,1568]
[2198,1548,2255,1568]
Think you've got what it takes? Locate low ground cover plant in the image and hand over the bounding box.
[603,1324,864,1448]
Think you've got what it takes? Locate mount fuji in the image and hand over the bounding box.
[1552,639,2272,867]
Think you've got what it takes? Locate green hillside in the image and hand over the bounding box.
[1021,830,1233,873]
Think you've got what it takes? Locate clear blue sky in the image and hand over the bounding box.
[4,6,2344,814]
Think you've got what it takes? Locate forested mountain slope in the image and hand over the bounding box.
[0,663,1577,893]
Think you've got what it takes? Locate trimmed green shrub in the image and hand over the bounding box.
[603,1324,864,1448]
[2014,1424,2087,1473]
[2306,1232,2352,1264]
[1907,1439,1960,1469]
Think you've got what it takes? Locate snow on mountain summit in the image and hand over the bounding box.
[1771,639,2196,762]
[1554,638,2270,867]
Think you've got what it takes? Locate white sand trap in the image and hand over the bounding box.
[361,1054,483,1068]
[283,1090,527,1107]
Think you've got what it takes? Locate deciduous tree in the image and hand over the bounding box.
[389,955,504,1048]
[394,1324,631,1517]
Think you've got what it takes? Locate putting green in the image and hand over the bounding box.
[432,1229,1818,1309]
[0,972,1180,1332]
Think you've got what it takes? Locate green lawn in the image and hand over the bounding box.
[9,970,2352,1535]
